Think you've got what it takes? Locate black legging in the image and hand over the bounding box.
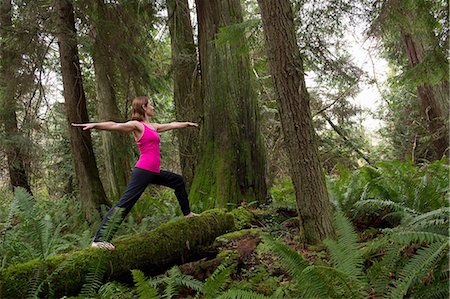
[93,167,191,242]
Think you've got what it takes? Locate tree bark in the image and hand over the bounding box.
[0,209,236,298]
[166,0,202,192]
[191,0,267,207]
[54,0,110,216]
[257,0,335,244]
[0,0,33,195]
[401,31,449,159]
[92,0,131,200]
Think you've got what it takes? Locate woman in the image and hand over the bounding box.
[72,96,198,250]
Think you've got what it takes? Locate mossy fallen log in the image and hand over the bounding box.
[0,209,236,298]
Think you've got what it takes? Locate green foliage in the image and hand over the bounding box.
[0,188,72,269]
[216,288,269,299]
[389,241,448,298]
[80,208,125,297]
[324,212,366,284]
[216,18,261,56]
[328,159,449,218]
[98,281,133,299]
[264,208,448,298]
[125,263,242,299]
[201,264,236,298]
[131,269,158,299]
[268,177,296,210]
[369,0,449,161]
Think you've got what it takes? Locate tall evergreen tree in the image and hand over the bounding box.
[0,0,33,194]
[371,0,449,159]
[91,0,131,200]
[54,0,110,216]
[166,0,202,191]
[257,0,335,244]
[191,0,267,207]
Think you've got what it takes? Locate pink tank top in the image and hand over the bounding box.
[135,123,161,173]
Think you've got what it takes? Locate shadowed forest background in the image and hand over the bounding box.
[0,0,448,298]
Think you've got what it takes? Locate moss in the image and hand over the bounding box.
[229,206,255,230]
[189,141,242,209]
[0,209,235,299]
[215,228,263,246]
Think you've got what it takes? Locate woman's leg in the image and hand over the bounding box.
[93,167,156,242]
[152,170,192,216]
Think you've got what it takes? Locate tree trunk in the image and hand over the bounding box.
[167,0,202,192]
[92,0,131,200]
[257,0,335,244]
[0,209,236,298]
[191,0,267,208]
[401,31,449,159]
[55,0,110,216]
[0,0,33,195]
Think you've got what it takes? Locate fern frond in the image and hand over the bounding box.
[98,281,133,299]
[162,266,179,299]
[412,279,449,299]
[173,272,203,291]
[367,242,403,297]
[262,236,310,281]
[215,288,269,299]
[201,263,236,299]
[359,236,389,259]
[301,265,367,299]
[99,207,125,242]
[405,207,449,226]
[324,212,366,285]
[131,269,158,299]
[80,254,108,297]
[354,199,418,215]
[393,231,447,244]
[389,241,449,299]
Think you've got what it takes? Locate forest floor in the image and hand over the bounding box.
[172,206,330,298]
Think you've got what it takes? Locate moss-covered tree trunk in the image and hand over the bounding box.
[92,0,131,200]
[191,0,267,208]
[55,0,110,216]
[0,0,33,195]
[257,0,335,245]
[0,210,235,298]
[167,0,202,192]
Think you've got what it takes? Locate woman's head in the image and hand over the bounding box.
[131,96,154,121]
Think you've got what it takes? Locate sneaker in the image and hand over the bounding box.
[91,241,115,250]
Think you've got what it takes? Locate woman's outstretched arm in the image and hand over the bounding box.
[154,122,198,133]
[72,120,141,133]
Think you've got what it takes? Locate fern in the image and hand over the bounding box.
[261,236,310,281]
[262,236,342,298]
[354,199,419,215]
[79,208,126,297]
[98,281,133,299]
[324,212,366,282]
[98,207,126,242]
[393,231,447,244]
[366,242,403,297]
[302,266,367,299]
[216,288,269,299]
[80,254,109,298]
[131,269,159,299]
[329,160,448,217]
[171,268,203,291]
[389,241,449,299]
[201,263,236,299]
[404,207,449,227]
